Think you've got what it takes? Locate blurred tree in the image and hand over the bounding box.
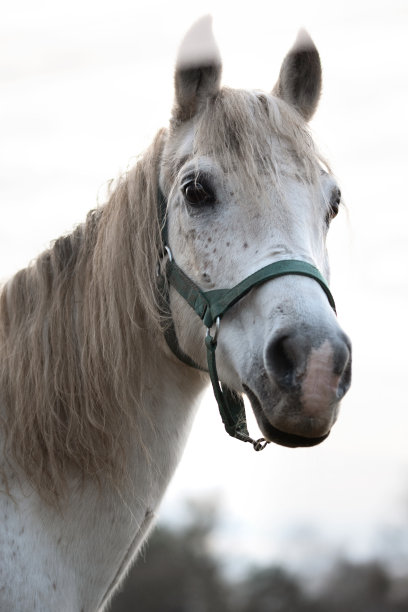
[315,560,399,612]
[232,565,307,612]
[109,498,408,612]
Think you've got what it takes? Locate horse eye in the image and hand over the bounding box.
[182,180,215,206]
[327,187,341,222]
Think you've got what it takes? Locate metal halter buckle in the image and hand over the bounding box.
[206,316,220,344]
[156,245,173,277]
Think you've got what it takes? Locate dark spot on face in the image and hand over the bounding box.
[243,242,248,249]
[213,248,217,253]
[207,236,212,243]
[226,242,230,247]
[52,582,57,591]
[230,192,234,197]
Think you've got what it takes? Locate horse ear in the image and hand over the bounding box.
[273,29,322,121]
[172,16,222,123]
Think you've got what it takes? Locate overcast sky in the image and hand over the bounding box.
[1,0,408,574]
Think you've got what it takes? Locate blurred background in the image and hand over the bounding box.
[1,0,408,609]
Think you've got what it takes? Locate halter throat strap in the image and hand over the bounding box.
[157,188,336,450]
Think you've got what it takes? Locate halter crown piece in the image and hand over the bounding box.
[157,188,336,451]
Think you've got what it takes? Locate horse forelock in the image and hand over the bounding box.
[0,128,168,504]
[191,87,330,206]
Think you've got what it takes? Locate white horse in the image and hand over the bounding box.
[0,18,351,611]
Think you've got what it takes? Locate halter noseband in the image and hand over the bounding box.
[157,189,336,451]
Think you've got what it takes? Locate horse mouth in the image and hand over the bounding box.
[243,385,331,448]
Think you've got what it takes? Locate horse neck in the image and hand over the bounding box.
[127,339,206,487]
[0,341,206,612]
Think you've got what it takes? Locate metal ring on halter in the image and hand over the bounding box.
[252,438,269,452]
[156,245,173,277]
[206,316,220,343]
[164,245,173,262]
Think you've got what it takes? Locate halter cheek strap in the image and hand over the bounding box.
[157,189,336,450]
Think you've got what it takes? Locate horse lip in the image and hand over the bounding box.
[243,384,330,449]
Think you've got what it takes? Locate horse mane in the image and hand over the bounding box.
[0,128,167,503]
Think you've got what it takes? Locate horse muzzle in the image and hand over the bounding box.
[244,329,352,447]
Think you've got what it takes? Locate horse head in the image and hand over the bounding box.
[159,17,352,448]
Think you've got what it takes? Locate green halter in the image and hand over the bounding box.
[158,189,336,451]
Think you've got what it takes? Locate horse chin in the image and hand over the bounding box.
[243,385,332,449]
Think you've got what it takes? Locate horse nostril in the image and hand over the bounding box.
[266,331,352,396]
[335,339,352,399]
[266,334,299,390]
